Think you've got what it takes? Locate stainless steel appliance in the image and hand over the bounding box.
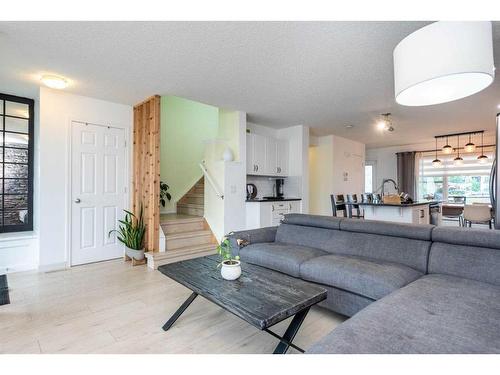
[246,183,257,200]
[275,178,285,198]
[492,113,499,229]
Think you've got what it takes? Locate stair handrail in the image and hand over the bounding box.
[199,161,224,200]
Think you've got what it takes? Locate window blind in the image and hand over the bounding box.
[419,148,494,177]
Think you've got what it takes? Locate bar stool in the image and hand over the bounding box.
[330,194,347,217]
[346,194,363,219]
[362,193,373,203]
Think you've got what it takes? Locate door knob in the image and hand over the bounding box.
[74,198,81,203]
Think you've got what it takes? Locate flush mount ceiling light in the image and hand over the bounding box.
[376,113,394,132]
[442,136,453,154]
[394,21,495,106]
[40,74,68,89]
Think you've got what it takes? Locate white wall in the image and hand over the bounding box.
[309,134,366,216]
[204,110,247,242]
[38,87,132,271]
[309,135,334,216]
[366,133,496,194]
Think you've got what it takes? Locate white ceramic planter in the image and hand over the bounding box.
[220,260,241,281]
[125,246,145,261]
[222,147,234,162]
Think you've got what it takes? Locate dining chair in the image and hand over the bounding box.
[330,194,347,217]
[461,204,493,229]
[448,196,467,205]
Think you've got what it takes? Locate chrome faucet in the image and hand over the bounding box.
[381,178,399,196]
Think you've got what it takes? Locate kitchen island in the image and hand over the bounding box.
[355,201,440,225]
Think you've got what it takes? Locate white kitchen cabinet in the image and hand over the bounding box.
[247,133,289,176]
[265,137,277,175]
[245,200,302,229]
[246,133,267,175]
[276,140,289,176]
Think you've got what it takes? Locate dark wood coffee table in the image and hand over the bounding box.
[158,255,327,354]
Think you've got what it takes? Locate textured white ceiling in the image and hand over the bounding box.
[0,21,499,148]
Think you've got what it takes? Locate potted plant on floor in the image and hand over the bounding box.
[160,181,172,207]
[109,207,146,261]
[217,238,241,281]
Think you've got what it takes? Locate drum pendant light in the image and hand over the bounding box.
[477,132,488,164]
[442,136,453,154]
[394,22,495,106]
[453,135,464,166]
[464,134,476,153]
[432,138,442,168]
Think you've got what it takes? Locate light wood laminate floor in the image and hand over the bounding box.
[0,259,344,354]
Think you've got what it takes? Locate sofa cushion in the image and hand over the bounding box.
[282,214,342,230]
[429,242,500,287]
[239,242,328,277]
[340,218,434,241]
[275,222,431,273]
[432,226,500,250]
[275,223,339,252]
[300,254,423,300]
[308,274,500,353]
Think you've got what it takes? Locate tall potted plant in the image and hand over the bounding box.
[109,207,146,260]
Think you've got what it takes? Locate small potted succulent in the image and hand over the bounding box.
[109,207,146,261]
[217,238,241,281]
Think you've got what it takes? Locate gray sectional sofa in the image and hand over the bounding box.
[227,213,500,353]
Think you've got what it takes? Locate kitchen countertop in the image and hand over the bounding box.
[354,200,440,207]
[246,198,302,202]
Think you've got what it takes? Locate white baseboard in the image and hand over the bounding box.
[38,262,68,273]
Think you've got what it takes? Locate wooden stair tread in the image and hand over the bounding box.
[150,244,216,259]
[166,229,213,240]
[160,214,205,225]
[177,202,203,208]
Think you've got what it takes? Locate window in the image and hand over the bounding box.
[0,93,34,232]
[364,165,373,193]
[418,149,493,204]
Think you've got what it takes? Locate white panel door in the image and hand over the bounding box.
[71,121,127,266]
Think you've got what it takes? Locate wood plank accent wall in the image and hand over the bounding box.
[132,95,161,252]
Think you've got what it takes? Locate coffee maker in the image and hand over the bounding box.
[275,178,284,198]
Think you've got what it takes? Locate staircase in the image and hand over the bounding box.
[146,178,217,269]
[177,179,205,216]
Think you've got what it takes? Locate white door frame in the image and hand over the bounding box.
[66,118,131,268]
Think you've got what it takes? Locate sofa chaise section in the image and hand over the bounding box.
[308,226,500,353]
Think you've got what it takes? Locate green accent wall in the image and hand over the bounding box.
[160,96,219,212]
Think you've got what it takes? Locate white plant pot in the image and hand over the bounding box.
[125,246,145,261]
[222,147,234,162]
[220,260,241,281]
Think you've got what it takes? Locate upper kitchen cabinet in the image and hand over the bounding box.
[247,133,289,176]
[276,139,289,176]
[246,133,267,175]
